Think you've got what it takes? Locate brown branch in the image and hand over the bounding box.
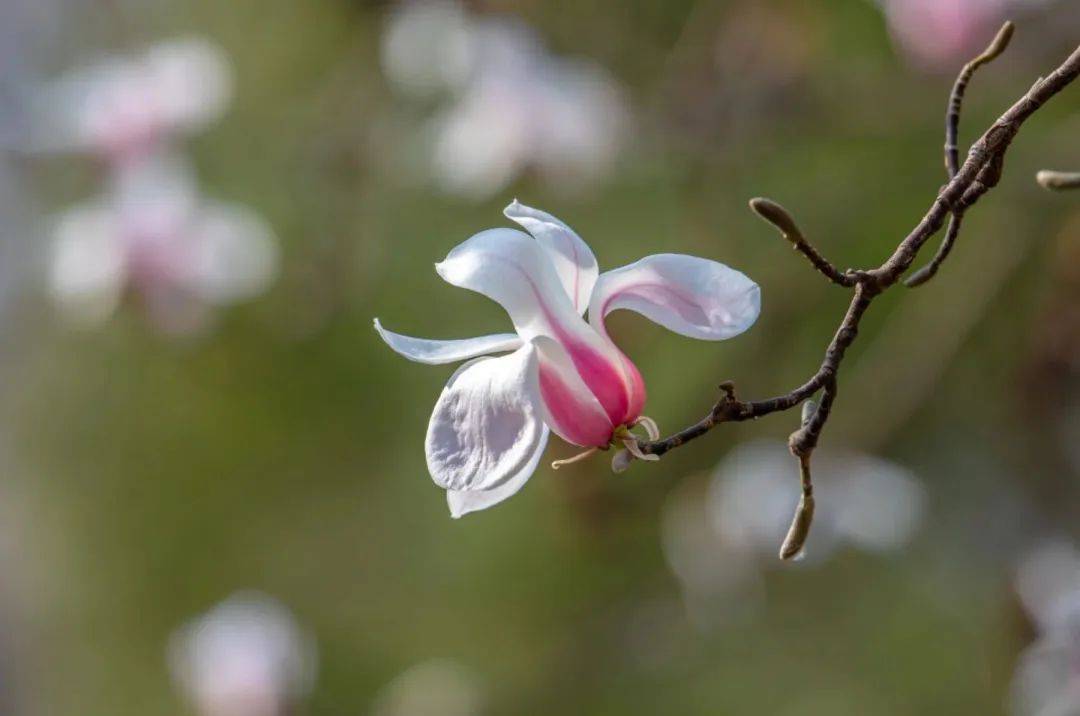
[1036,170,1080,190]
[907,22,1014,287]
[635,25,1080,559]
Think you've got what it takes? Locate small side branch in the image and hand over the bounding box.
[908,21,1015,288]
[904,214,963,287]
[944,21,1015,176]
[1037,170,1080,190]
[749,198,855,287]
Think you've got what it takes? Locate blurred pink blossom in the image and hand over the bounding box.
[878,0,1006,70]
[39,37,231,165]
[49,155,277,334]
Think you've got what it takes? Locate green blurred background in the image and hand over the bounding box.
[2,0,1080,714]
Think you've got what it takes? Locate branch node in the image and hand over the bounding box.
[718,381,737,400]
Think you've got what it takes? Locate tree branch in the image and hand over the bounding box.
[635,25,1080,559]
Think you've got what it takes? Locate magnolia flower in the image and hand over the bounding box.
[167,592,317,716]
[49,155,277,333]
[38,37,231,164]
[375,201,760,517]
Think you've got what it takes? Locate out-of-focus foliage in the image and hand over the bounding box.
[0,0,1079,714]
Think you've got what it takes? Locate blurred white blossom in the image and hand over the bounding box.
[49,154,278,333]
[371,658,485,716]
[660,474,764,628]
[710,440,926,559]
[661,440,925,625]
[38,37,231,164]
[1011,541,1080,716]
[168,592,317,716]
[380,0,474,99]
[381,0,629,199]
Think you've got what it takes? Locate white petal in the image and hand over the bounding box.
[426,343,545,492]
[49,201,126,327]
[446,425,549,518]
[191,201,278,304]
[589,253,761,341]
[435,227,591,344]
[374,319,522,365]
[503,200,598,314]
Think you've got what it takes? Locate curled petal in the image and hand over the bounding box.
[589,253,761,341]
[435,227,578,340]
[633,416,660,441]
[425,344,546,492]
[503,200,598,314]
[623,437,659,462]
[374,319,522,365]
[447,425,549,518]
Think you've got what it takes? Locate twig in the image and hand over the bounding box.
[904,214,963,287]
[635,24,1080,559]
[945,22,1015,177]
[779,453,815,560]
[1036,170,1080,190]
[749,198,855,287]
[907,21,1014,287]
